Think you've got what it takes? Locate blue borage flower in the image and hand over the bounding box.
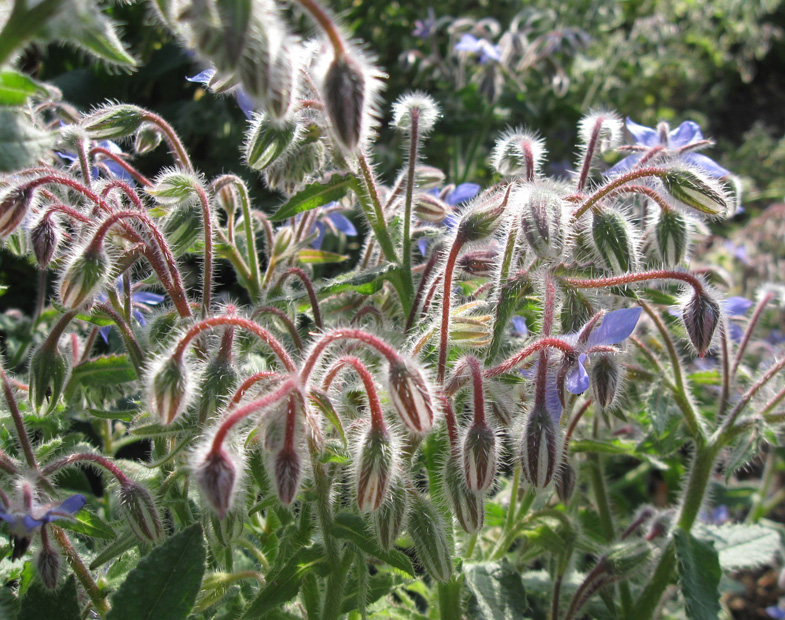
[768,604,785,620]
[57,139,134,183]
[606,118,729,179]
[698,504,730,525]
[311,204,358,250]
[187,69,255,120]
[97,279,165,343]
[413,8,437,39]
[0,494,86,560]
[416,182,481,256]
[454,34,501,64]
[511,316,528,338]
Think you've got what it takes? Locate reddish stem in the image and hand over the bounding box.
[465,356,486,425]
[438,238,465,384]
[324,356,386,430]
[42,453,130,483]
[252,307,304,351]
[90,146,152,186]
[276,268,322,329]
[300,328,402,383]
[562,269,705,295]
[228,371,285,409]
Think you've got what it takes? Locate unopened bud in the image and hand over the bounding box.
[59,247,110,309]
[660,168,727,216]
[491,129,546,178]
[28,343,70,415]
[485,382,516,427]
[449,315,493,347]
[199,352,238,420]
[373,476,407,550]
[462,422,497,493]
[0,186,34,237]
[520,404,562,489]
[273,447,301,506]
[119,481,162,542]
[356,425,395,512]
[592,209,637,274]
[407,492,453,582]
[443,455,484,534]
[387,360,435,434]
[29,213,60,268]
[83,104,146,140]
[603,541,652,577]
[147,171,198,207]
[391,93,440,135]
[682,290,721,357]
[323,54,366,151]
[148,356,192,425]
[195,448,238,519]
[272,226,294,259]
[458,249,498,277]
[134,123,163,155]
[556,462,576,504]
[654,208,690,265]
[262,43,297,119]
[456,196,506,243]
[36,546,60,589]
[414,193,450,223]
[560,286,595,334]
[591,354,621,409]
[520,187,564,259]
[245,115,298,170]
[162,204,202,256]
[645,510,675,541]
[414,166,446,189]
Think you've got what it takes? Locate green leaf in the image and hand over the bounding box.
[645,379,680,435]
[695,524,780,572]
[317,264,399,297]
[241,546,326,619]
[69,355,138,389]
[268,173,359,221]
[0,108,55,172]
[107,523,206,620]
[0,70,48,106]
[90,532,138,569]
[674,529,721,620]
[57,509,116,540]
[19,576,79,620]
[0,585,19,620]
[331,513,415,577]
[464,560,528,620]
[87,408,137,422]
[296,248,349,264]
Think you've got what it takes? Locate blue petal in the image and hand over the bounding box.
[0,509,15,524]
[454,33,482,54]
[99,325,112,344]
[22,515,44,532]
[55,494,87,516]
[479,42,501,62]
[327,212,358,236]
[669,120,703,147]
[186,69,216,85]
[728,322,743,343]
[566,354,590,394]
[544,373,564,425]
[132,291,165,306]
[446,183,481,206]
[724,296,753,316]
[444,212,459,230]
[417,238,429,256]
[586,307,642,348]
[625,118,659,147]
[766,606,785,620]
[311,221,326,250]
[604,153,643,177]
[235,89,255,120]
[682,152,729,178]
[511,316,528,337]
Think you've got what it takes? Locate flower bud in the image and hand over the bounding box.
[462,422,497,493]
[146,171,199,207]
[485,381,516,427]
[82,104,146,140]
[118,481,162,542]
[449,315,493,347]
[660,168,727,216]
[262,42,297,120]
[387,360,435,434]
[458,249,498,277]
[391,93,440,135]
[199,341,238,421]
[0,186,34,237]
[36,546,60,590]
[373,476,407,550]
[355,425,395,512]
[443,455,484,534]
[654,208,690,265]
[323,54,366,151]
[559,286,595,334]
[147,355,192,425]
[645,510,675,541]
[520,404,562,489]
[59,247,110,309]
[407,492,453,582]
[590,354,621,410]
[29,343,70,415]
[413,193,450,223]
[273,447,301,506]
[456,196,506,243]
[134,123,163,155]
[682,290,721,358]
[195,448,238,519]
[603,541,652,577]
[162,204,202,256]
[556,462,576,504]
[591,209,637,274]
[491,129,546,178]
[272,226,294,259]
[414,166,446,189]
[29,213,60,268]
[244,115,299,171]
[520,187,564,259]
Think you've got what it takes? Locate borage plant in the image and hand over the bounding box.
[0,0,783,619]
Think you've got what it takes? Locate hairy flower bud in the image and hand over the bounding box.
[387,360,435,434]
[449,314,493,348]
[391,93,440,135]
[458,249,498,277]
[29,343,71,415]
[603,541,652,577]
[406,492,453,582]
[0,186,34,237]
[134,123,163,155]
[373,476,407,550]
[147,171,199,207]
[36,546,60,590]
[414,193,450,223]
[491,129,546,178]
[59,247,110,309]
[682,290,721,357]
[208,508,244,548]
[590,354,621,409]
[29,213,60,268]
[273,447,301,506]
[263,42,297,119]
[520,186,564,259]
[195,448,238,519]
[560,286,595,334]
[323,54,366,151]
[356,425,395,512]
[199,340,237,420]
[244,115,298,170]
[414,165,446,189]
[443,455,484,534]
[520,404,562,489]
[462,422,497,493]
[654,208,690,265]
[272,226,294,259]
[118,481,162,542]
[591,209,637,274]
[456,197,506,243]
[148,356,192,425]
[83,104,146,140]
[162,204,202,256]
[556,462,576,504]
[660,168,727,216]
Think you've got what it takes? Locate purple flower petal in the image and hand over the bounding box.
[54,494,87,516]
[311,221,326,250]
[544,373,564,425]
[0,509,15,524]
[99,325,112,344]
[728,322,743,343]
[586,307,642,348]
[512,316,528,337]
[566,354,590,395]
[766,605,785,620]
[417,238,429,256]
[724,296,752,316]
[235,88,255,120]
[327,212,358,236]
[479,41,501,63]
[133,291,165,306]
[22,515,44,532]
[669,120,703,147]
[186,69,216,85]
[625,118,659,147]
[446,183,481,206]
[682,152,729,178]
[604,153,643,177]
[454,33,482,54]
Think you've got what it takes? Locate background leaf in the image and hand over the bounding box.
[674,529,721,620]
[19,575,80,620]
[695,523,781,571]
[0,109,55,172]
[464,560,529,620]
[268,174,358,221]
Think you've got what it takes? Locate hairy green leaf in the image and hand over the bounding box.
[0,108,55,172]
[331,512,415,577]
[696,524,780,571]
[674,529,721,620]
[268,174,359,221]
[465,560,529,620]
[0,70,49,106]
[19,575,79,620]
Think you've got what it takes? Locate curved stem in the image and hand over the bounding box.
[562,269,705,295]
[732,292,773,376]
[293,0,345,57]
[90,146,152,186]
[52,526,110,617]
[228,371,285,409]
[141,111,193,172]
[482,337,577,381]
[276,268,322,329]
[0,370,36,469]
[192,183,214,316]
[252,306,304,351]
[572,167,668,220]
[325,356,386,430]
[42,452,130,483]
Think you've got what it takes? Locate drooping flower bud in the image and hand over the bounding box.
[373,476,407,550]
[391,93,440,135]
[59,247,110,309]
[0,186,34,237]
[603,541,652,578]
[413,193,450,223]
[134,123,163,155]
[244,114,299,170]
[198,341,238,421]
[406,492,453,582]
[355,425,395,512]
[591,209,637,274]
[263,42,298,120]
[520,186,564,259]
[82,104,146,140]
[118,481,162,542]
[682,290,721,358]
[36,545,60,590]
[161,203,201,256]
[387,360,435,434]
[456,194,507,243]
[590,354,622,409]
[29,213,60,268]
[28,343,71,415]
[462,422,497,493]
[660,167,727,216]
[146,171,199,207]
[414,165,446,189]
[556,462,576,504]
[654,208,690,265]
[520,404,562,489]
[559,286,595,334]
[273,447,301,506]
[458,249,498,277]
[322,54,366,151]
[443,455,484,534]
[195,448,238,519]
[490,129,546,179]
[147,355,192,425]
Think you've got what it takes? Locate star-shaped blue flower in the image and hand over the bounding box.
[187,69,255,119]
[413,8,437,39]
[0,494,86,560]
[454,34,501,64]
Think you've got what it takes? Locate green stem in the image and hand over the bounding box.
[356,154,398,264]
[53,526,109,617]
[747,449,777,523]
[402,109,419,307]
[438,576,464,620]
[321,548,352,620]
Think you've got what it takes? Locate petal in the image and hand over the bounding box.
[132,291,165,306]
[454,33,481,53]
[728,322,744,343]
[625,118,659,147]
[311,221,326,250]
[417,238,429,256]
[327,212,358,236]
[544,372,564,425]
[56,494,87,516]
[604,153,643,177]
[565,354,590,395]
[186,68,216,85]
[682,152,729,178]
[22,515,44,532]
[587,307,642,348]
[99,325,112,344]
[724,296,753,316]
[480,42,501,62]
[235,89,255,120]
[446,183,481,205]
[669,120,703,147]
[511,316,528,337]
[0,509,15,524]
